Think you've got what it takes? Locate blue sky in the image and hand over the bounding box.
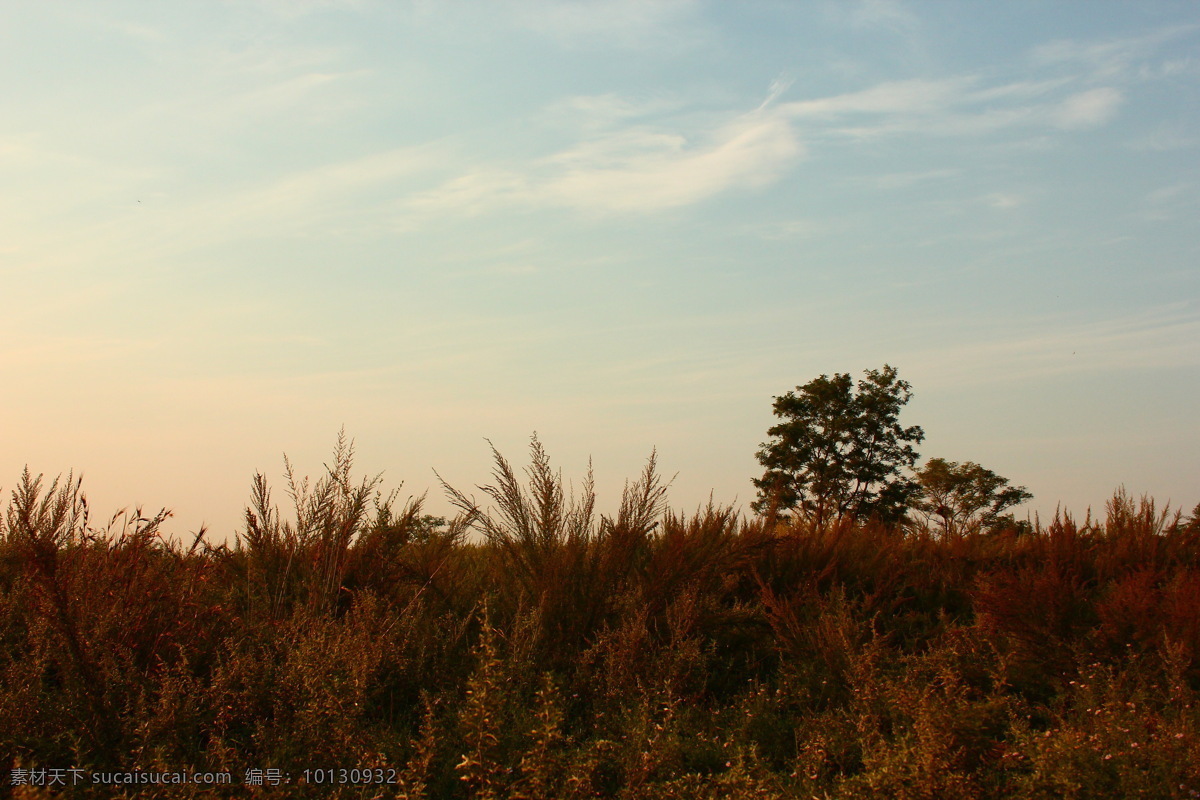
[3,1,1198,539]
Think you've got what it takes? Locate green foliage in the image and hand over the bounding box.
[1,438,1198,799]
[753,364,924,524]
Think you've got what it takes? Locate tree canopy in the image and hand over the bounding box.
[912,458,1033,536]
[753,364,924,524]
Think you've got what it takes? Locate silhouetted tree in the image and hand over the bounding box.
[912,458,1032,536]
[753,365,924,524]
[1183,501,1200,533]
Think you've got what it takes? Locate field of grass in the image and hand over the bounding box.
[3,436,1199,798]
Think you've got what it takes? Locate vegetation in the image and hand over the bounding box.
[2,431,1199,799]
[912,458,1033,537]
[753,365,1032,542]
[752,365,924,523]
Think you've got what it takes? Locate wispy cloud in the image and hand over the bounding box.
[854,168,958,190]
[205,22,1188,228]
[757,75,794,111]
[850,0,919,34]
[0,335,158,371]
[505,0,703,50]
[543,112,802,212]
[1144,183,1191,204]
[218,69,374,120]
[1137,182,1195,221]
[1030,25,1199,76]
[248,0,372,21]
[0,144,446,285]
[1129,122,1199,152]
[967,77,1076,102]
[782,77,974,118]
[1051,87,1123,129]
[1138,56,1197,80]
[408,168,531,215]
[984,192,1025,210]
[403,46,1150,219]
[911,306,1200,388]
[769,25,1192,143]
[413,102,803,215]
[546,93,684,129]
[213,146,444,221]
[749,217,843,241]
[774,74,1133,141]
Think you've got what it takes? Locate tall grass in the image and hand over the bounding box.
[1,438,1198,798]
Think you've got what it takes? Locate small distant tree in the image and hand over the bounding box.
[913,458,1032,536]
[1177,501,1200,534]
[753,364,924,524]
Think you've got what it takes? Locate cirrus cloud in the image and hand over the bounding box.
[1052,87,1124,129]
[411,105,804,215]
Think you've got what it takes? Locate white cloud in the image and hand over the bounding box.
[1139,57,1196,79]
[847,168,958,190]
[1129,123,1199,152]
[984,193,1025,210]
[782,77,974,117]
[749,217,843,241]
[165,146,443,239]
[232,70,370,115]
[966,77,1075,103]
[1052,87,1123,129]
[827,107,1034,140]
[212,47,348,82]
[1137,182,1194,221]
[550,93,682,125]
[1,144,446,282]
[506,0,702,50]
[910,306,1200,389]
[408,169,531,215]
[106,20,167,43]
[0,335,158,371]
[850,0,919,34]
[545,113,802,211]
[772,71,1130,140]
[406,54,1137,220]
[412,103,804,216]
[758,75,794,111]
[1030,25,1198,76]
[248,0,372,20]
[1144,183,1190,204]
[268,147,442,196]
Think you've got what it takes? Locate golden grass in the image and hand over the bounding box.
[2,437,1198,797]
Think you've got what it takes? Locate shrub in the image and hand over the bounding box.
[2,445,1197,799]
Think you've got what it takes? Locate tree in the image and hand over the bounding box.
[1185,502,1200,534]
[753,364,924,524]
[912,458,1032,536]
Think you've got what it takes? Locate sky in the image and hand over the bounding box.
[2,0,1198,541]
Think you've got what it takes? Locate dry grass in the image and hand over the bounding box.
[2,437,1198,797]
